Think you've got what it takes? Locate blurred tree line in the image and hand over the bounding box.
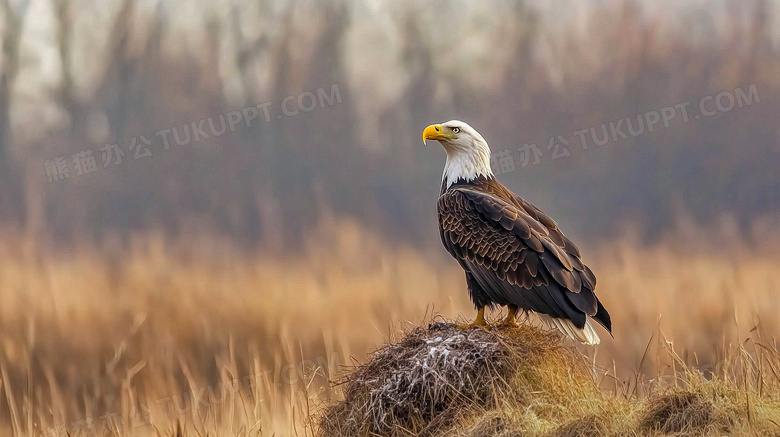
[0,0,777,250]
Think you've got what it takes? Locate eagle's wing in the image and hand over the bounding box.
[438,186,611,334]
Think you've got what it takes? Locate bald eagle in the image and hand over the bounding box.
[423,120,612,344]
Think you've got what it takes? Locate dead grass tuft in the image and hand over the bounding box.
[640,391,719,434]
[550,415,609,437]
[460,414,516,437]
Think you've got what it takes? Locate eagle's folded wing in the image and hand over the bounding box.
[438,187,612,335]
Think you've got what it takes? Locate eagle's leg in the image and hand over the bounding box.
[457,307,488,329]
[497,305,519,328]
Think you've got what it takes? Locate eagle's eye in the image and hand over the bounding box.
[452,127,461,134]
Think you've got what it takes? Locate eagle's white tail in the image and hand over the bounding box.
[539,314,600,345]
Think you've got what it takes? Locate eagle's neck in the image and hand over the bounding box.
[440,174,498,194]
[442,147,494,189]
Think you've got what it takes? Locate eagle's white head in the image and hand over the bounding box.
[423,120,494,188]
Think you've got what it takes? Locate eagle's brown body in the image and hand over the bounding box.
[437,175,612,337]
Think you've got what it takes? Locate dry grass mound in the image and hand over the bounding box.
[317,321,780,437]
[317,321,606,437]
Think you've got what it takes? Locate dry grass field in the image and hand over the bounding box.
[1,220,779,436]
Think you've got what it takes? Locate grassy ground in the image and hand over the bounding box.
[0,221,779,435]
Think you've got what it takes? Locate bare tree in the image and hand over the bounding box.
[0,0,29,221]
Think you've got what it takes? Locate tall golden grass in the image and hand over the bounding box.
[0,220,779,435]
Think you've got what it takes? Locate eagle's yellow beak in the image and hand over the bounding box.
[423,124,457,144]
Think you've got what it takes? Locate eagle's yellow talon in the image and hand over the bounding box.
[457,307,488,329]
[496,305,518,328]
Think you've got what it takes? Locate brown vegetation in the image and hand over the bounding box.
[0,224,779,435]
